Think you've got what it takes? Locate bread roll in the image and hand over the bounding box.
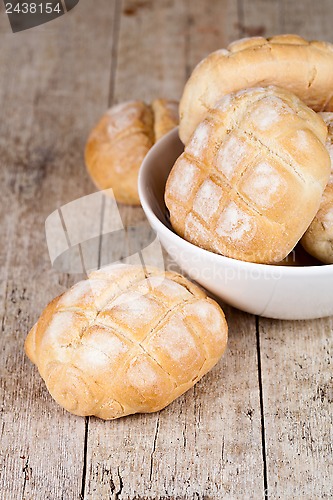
[25,264,228,419]
[165,86,330,264]
[301,112,333,263]
[179,34,333,144]
[85,99,178,205]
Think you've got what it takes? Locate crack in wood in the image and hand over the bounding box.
[149,415,160,483]
[21,456,31,500]
[256,316,269,499]
[182,417,187,449]
[80,416,89,500]
[193,384,200,458]
[108,0,122,107]
[1,281,9,337]
[108,467,116,495]
[114,466,124,499]
[0,422,5,440]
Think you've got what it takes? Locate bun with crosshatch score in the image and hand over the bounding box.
[165,86,330,264]
[25,264,228,420]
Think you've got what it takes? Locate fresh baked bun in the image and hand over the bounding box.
[179,34,333,144]
[85,99,178,205]
[25,264,228,420]
[165,86,330,264]
[301,112,333,263]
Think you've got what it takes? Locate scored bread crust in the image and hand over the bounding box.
[301,112,333,263]
[25,264,228,420]
[85,99,178,205]
[179,34,333,144]
[165,86,331,264]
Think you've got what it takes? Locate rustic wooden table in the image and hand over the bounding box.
[1,0,332,498]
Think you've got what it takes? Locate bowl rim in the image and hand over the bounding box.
[138,128,333,278]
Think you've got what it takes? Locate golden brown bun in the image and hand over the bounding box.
[165,86,330,264]
[301,112,333,263]
[179,34,333,144]
[25,264,228,420]
[85,99,179,205]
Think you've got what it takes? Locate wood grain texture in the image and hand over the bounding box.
[0,0,332,499]
[279,0,333,38]
[84,1,264,499]
[239,0,280,38]
[186,0,239,75]
[114,0,186,102]
[85,307,264,499]
[0,0,116,498]
[244,1,333,498]
[259,317,333,498]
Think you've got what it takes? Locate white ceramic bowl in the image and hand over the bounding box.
[138,128,333,320]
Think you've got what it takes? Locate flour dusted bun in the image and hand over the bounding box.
[165,86,330,264]
[85,99,178,205]
[179,34,333,144]
[25,264,228,420]
[301,113,333,263]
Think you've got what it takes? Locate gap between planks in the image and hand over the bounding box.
[80,2,123,498]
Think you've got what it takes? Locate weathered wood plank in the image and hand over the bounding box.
[114,0,186,102]
[0,1,116,498]
[259,317,333,498]
[279,0,333,38]
[1,0,332,499]
[237,3,283,497]
[85,1,264,498]
[186,0,239,72]
[240,0,280,39]
[250,2,333,497]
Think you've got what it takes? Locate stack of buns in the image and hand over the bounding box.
[84,35,333,265]
[165,34,333,265]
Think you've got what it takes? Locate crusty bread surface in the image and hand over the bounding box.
[179,34,333,144]
[85,99,178,205]
[25,264,228,419]
[165,86,330,264]
[301,112,333,263]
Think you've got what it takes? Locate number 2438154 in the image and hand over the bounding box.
[5,2,62,14]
